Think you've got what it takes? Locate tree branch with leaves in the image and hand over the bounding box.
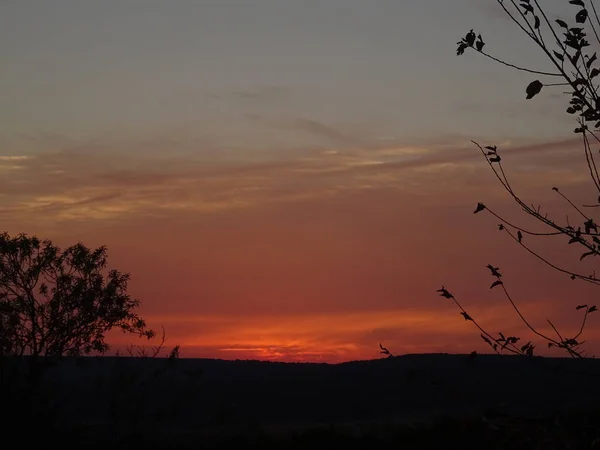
[441,0,600,358]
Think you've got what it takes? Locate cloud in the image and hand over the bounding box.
[230,86,287,102]
[286,118,357,144]
[0,134,584,228]
[0,155,31,161]
[4,133,597,363]
[245,114,367,147]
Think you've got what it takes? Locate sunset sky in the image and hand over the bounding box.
[3,0,600,362]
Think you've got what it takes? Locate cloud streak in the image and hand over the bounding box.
[0,134,582,224]
[2,133,596,362]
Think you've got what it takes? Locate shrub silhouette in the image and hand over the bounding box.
[438,0,600,357]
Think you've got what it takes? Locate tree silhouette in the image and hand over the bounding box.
[441,0,600,357]
[0,231,155,382]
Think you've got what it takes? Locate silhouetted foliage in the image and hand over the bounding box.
[0,231,159,401]
[379,343,394,357]
[122,325,180,359]
[0,232,187,440]
[442,0,600,357]
[0,232,154,361]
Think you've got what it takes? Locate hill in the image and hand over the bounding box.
[6,353,600,447]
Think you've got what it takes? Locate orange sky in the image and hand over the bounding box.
[1,135,599,362]
[4,1,598,362]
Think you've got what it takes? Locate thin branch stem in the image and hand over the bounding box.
[476,49,562,76]
[502,227,600,284]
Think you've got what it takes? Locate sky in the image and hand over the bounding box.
[2,0,600,362]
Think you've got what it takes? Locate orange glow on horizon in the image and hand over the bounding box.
[107,302,600,363]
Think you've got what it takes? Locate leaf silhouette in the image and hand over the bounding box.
[517,231,523,242]
[481,334,492,346]
[486,264,502,277]
[520,3,533,14]
[589,305,598,313]
[474,202,486,214]
[461,312,473,321]
[576,8,588,23]
[526,80,543,99]
[534,15,540,29]
[587,52,597,68]
[521,342,532,352]
[555,19,568,28]
[437,286,453,299]
[475,34,485,51]
[490,280,503,289]
[465,29,476,46]
[584,218,597,233]
[576,304,588,310]
[580,250,595,261]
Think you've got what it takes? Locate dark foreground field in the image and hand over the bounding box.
[7,353,600,448]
